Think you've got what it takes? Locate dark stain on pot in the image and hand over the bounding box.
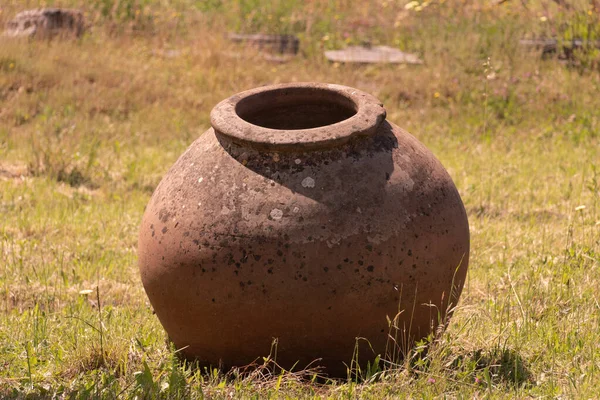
[158,208,171,223]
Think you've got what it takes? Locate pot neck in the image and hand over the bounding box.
[210,83,386,152]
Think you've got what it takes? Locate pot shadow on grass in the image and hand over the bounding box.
[463,347,532,387]
[409,345,533,388]
[167,343,533,388]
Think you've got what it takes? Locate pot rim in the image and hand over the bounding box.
[210,82,387,152]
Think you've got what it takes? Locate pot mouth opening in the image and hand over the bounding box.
[235,87,358,130]
[210,82,386,152]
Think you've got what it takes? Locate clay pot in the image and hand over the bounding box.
[138,82,469,377]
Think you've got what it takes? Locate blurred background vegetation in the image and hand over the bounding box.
[0,0,599,398]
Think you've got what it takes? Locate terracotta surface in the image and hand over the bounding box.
[138,82,469,377]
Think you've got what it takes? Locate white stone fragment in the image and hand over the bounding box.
[301,177,315,188]
[270,208,283,220]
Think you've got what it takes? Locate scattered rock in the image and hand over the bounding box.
[262,54,295,63]
[324,45,422,65]
[227,33,300,55]
[519,38,558,51]
[222,50,295,64]
[520,37,600,60]
[0,163,28,181]
[3,8,85,39]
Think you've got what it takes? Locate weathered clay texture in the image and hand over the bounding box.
[138,83,469,377]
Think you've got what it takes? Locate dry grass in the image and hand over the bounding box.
[1,0,599,398]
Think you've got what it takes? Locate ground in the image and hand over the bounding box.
[0,0,599,398]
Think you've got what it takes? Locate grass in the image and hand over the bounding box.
[1,0,599,397]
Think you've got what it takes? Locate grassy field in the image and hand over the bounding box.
[1,0,600,398]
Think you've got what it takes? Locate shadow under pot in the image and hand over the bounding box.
[138,82,470,377]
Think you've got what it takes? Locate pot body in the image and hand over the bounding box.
[138,84,469,376]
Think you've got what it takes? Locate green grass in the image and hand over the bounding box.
[1,0,600,397]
